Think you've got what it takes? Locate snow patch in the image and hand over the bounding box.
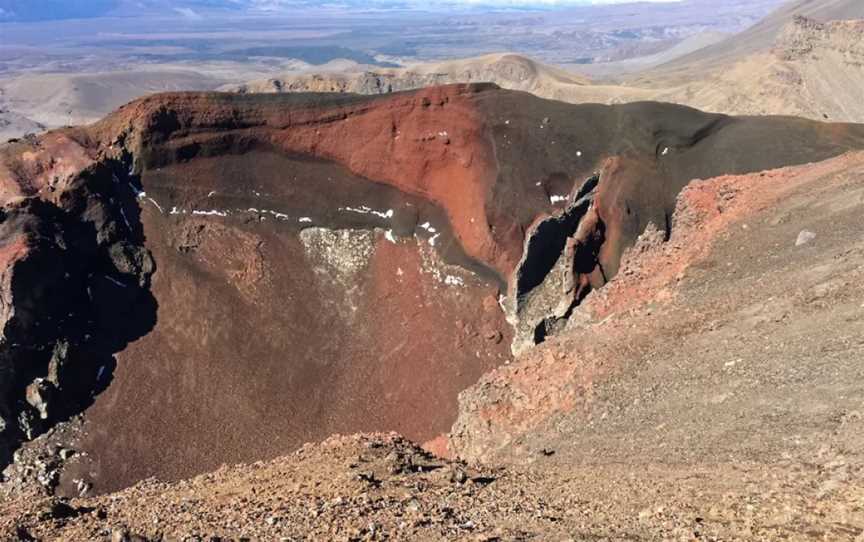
[444,275,464,287]
[130,182,146,199]
[147,197,164,213]
[104,275,127,288]
[419,222,437,233]
[416,243,471,289]
[119,207,132,230]
[549,195,568,204]
[246,208,290,220]
[192,210,229,217]
[340,206,395,219]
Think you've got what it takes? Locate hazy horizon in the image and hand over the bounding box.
[0,0,689,23]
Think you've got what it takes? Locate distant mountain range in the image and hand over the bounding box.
[225,0,864,124]
[0,1,245,21]
[0,0,685,22]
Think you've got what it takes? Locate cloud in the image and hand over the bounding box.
[241,0,681,7]
[174,7,203,19]
[421,0,680,3]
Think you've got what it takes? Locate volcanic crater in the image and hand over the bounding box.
[2,83,864,495]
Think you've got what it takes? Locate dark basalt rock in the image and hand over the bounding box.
[0,161,156,468]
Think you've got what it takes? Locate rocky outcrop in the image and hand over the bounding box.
[1,84,863,492]
[645,15,864,123]
[505,174,603,355]
[450,151,864,464]
[224,54,591,101]
[0,156,156,466]
[774,16,864,61]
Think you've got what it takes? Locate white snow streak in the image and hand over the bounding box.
[104,275,127,288]
[147,198,164,213]
[119,207,132,229]
[192,210,229,217]
[340,206,394,219]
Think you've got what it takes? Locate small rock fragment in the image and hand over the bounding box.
[25,378,54,420]
[795,230,816,246]
[40,499,79,520]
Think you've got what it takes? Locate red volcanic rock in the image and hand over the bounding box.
[1,84,864,492]
[450,151,864,463]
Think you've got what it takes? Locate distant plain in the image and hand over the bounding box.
[0,0,785,139]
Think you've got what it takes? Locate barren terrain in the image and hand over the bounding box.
[0,0,785,140]
[1,1,863,540]
[2,1,860,138]
[235,1,864,124]
[3,150,862,541]
[2,82,862,496]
